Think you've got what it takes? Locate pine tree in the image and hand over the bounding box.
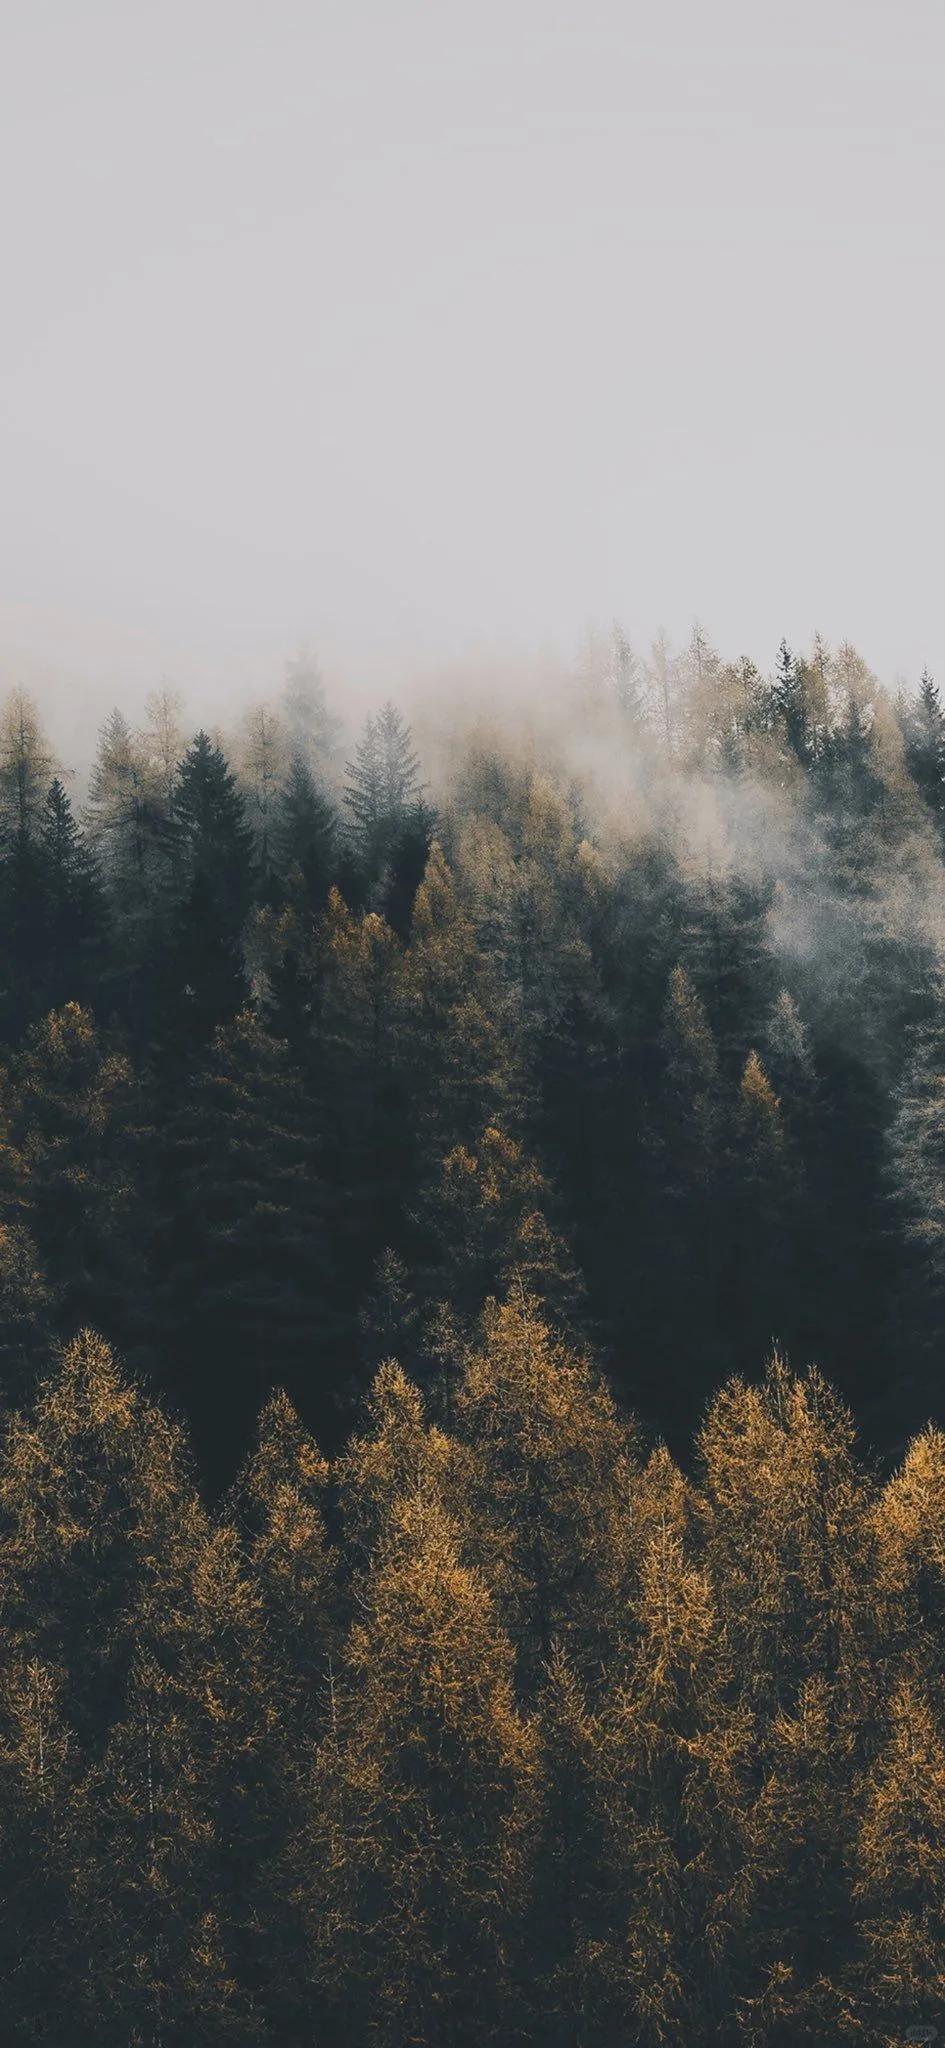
[0,1004,140,1353]
[282,646,340,768]
[303,1489,539,2048]
[271,749,337,900]
[771,639,813,769]
[344,700,427,887]
[141,682,186,807]
[903,667,945,823]
[334,1358,466,1573]
[171,730,256,932]
[228,1388,341,1738]
[852,1679,945,2035]
[454,1289,638,1696]
[585,1450,748,2048]
[413,1124,586,1368]
[0,694,59,1037]
[154,867,252,1063]
[402,843,513,1164]
[0,1329,205,1759]
[610,621,647,724]
[697,1359,880,2039]
[0,1651,75,2039]
[39,778,105,1008]
[84,707,168,936]
[0,688,54,844]
[146,1009,335,1477]
[238,703,289,887]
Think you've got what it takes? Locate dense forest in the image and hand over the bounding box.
[1,628,945,2041]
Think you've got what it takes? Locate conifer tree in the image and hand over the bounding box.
[334,1358,466,1573]
[344,700,427,888]
[585,1453,748,2048]
[155,867,253,1063]
[454,1290,638,1695]
[0,1330,207,1810]
[271,749,337,900]
[0,1651,75,2039]
[0,687,54,843]
[171,730,256,932]
[303,1490,539,2048]
[852,1678,945,2034]
[84,707,167,934]
[228,1388,341,1738]
[141,682,186,806]
[38,778,105,1009]
[147,1009,335,1472]
[0,1004,140,1351]
[903,667,945,824]
[238,702,289,887]
[403,843,513,1162]
[282,646,340,768]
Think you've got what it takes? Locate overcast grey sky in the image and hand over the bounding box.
[0,0,942,719]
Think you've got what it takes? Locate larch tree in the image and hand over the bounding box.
[454,1289,638,1698]
[302,1489,539,2048]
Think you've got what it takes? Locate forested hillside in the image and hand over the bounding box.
[1,631,945,2042]
[0,632,942,1472]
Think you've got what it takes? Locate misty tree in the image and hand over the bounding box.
[170,730,256,933]
[282,647,341,768]
[84,708,169,933]
[609,623,646,724]
[0,689,54,845]
[902,668,945,823]
[272,751,337,899]
[237,703,288,886]
[343,701,428,886]
[771,638,813,768]
[141,684,186,808]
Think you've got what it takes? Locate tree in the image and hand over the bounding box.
[84,708,168,937]
[154,867,252,1064]
[852,1679,945,2033]
[416,1123,587,1359]
[141,684,186,808]
[146,1009,336,1479]
[237,703,289,888]
[771,639,814,769]
[454,1290,638,1696]
[344,700,427,887]
[227,1388,341,1740]
[271,750,337,901]
[0,688,54,843]
[0,1004,140,1356]
[171,730,256,933]
[38,778,105,1009]
[583,1448,747,2048]
[0,696,60,1037]
[302,1489,539,2048]
[282,646,341,768]
[903,668,945,823]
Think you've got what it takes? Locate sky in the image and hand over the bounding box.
[0,0,942,736]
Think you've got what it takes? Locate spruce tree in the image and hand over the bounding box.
[39,778,105,1009]
[344,700,427,889]
[171,730,256,932]
[272,749,337,900]
[903,667,945,823]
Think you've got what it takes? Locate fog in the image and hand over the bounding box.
[1,0,943,740]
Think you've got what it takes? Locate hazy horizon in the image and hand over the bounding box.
[2,0,942,745]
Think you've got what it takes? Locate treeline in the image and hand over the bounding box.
[1,1305,943,2044]
[0,633,944,1467]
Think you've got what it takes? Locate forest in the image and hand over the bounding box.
[0,627,944,2042]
